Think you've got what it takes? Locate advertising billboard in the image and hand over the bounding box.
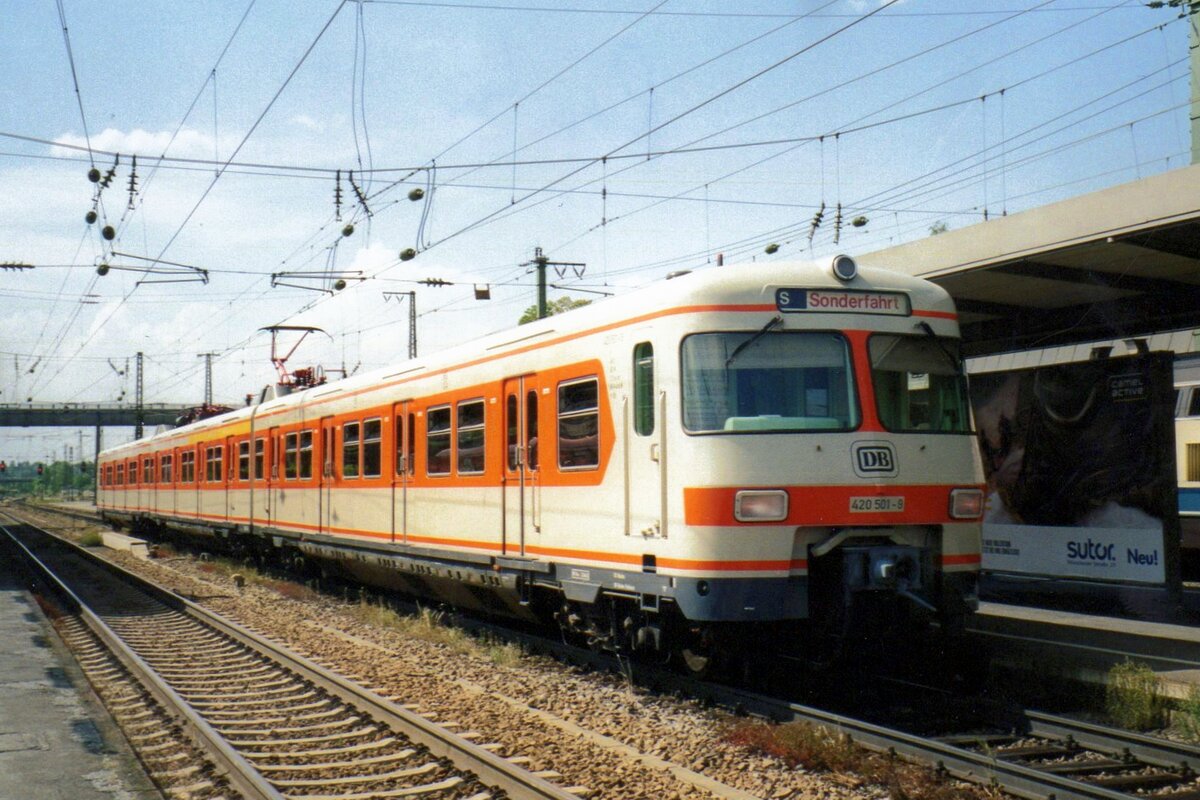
[970,353,1179,589]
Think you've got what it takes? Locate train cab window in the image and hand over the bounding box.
[558,378,599,469]
[161,454,173,483]
[682,332,858,433]
[634,342,654,436]
[254,438,265,480]
[343,422,361,479]
[284,433,298,480]
[238,441,250,481]
[457,401,485,474]
[427,406,451,476]
[363,418,382,478]
[869,334,971,434]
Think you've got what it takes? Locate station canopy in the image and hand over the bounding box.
[856,164,1200,358]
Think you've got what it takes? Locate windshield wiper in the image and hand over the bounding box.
[917,321,962,373]
[726,315,784,367]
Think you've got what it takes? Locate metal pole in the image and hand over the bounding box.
[1191,5,1200,164]
[93,425,101,504]
[198,353,215,405]
[408,292,417,360]
[535,247,548,320]
[135,352,144,440]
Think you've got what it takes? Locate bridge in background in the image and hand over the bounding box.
[0,402,194,429]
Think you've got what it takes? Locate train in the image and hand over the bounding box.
[97,255,985,674]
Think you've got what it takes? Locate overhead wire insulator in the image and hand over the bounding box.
[833,203,843,245]
[99,154,119,189]
[126,155,139,210]
[349,170,371,218]
[334,169,344,221]
[807,201,825,245]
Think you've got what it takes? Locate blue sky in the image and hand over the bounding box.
[0,0,1192,460]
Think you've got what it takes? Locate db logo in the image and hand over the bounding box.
[852,441,898,478]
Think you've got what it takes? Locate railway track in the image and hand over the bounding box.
[16,501,1200,800]
[0,512,583,800]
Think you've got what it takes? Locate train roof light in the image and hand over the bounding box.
[831,254,857,282]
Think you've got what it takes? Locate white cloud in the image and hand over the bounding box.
[291,114,324,132]
[52,127,232,161]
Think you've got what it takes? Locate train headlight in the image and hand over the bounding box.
[734,490,789,522]
[949,488,984,520]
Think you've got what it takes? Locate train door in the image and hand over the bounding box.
[319,416,336,535]
[502,375,540,557]
[267,427,279,527]
[627,341,664,539]
[224,435,234,522]
[391,402,413,544]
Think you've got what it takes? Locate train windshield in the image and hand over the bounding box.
[681,331,858,433]
[869,333,971,433]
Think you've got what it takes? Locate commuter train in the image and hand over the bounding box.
[97,255,985,672]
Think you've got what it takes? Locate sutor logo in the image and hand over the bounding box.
[852,441,897,478]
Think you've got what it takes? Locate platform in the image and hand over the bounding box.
[974,601,1200,698]
[0,555,159,799]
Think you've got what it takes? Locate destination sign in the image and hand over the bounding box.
[775,288,911,316]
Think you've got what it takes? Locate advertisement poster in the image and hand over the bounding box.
[970,353,1178,587]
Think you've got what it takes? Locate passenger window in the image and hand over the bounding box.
[206,446,224,482]
[254,438,265,480]
[427,406,451,476]
[284,433,298,480]
[457,400,485,474]
[526,390,539,470]
[406,413,415,474]
[299,431,314,480]
[363,418,382,477]
[343,422,361,478]
[558,378,599,469]
[634,342,654,436]
[238,441,250,481]
[144,457,154,484]
[506,394,519,470]
[395,414,406,475]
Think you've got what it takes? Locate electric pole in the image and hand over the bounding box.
[198,352,217,405]
[522,247,585,320]
[382,291,417,359]
[135,351,144,440]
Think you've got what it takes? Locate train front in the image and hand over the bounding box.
[664,256,984,670]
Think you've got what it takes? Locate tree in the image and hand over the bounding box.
[518,296,591,325]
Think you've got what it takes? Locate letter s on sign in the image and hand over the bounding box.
[778,290,789,305]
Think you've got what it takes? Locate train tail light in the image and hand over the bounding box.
[734,490,788,522]
[949,488,984,519]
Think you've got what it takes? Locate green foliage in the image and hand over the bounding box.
[518,296,591,325]
[1106,660,1167,730]
[0,460,94,499]
[1176,684,1200,741]
[78,531,104,547]
[928,221,949,236]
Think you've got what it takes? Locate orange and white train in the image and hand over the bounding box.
[98,255,984,670]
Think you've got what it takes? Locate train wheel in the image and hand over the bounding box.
[675,626,723,679]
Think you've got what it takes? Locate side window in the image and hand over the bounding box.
[143,457,154,484]
[427,406,451,476]
[299,430,314,480]
[457,400,485,474]
[526,390,539,470]
[206,446,224,483]
[395,413,407,475]
[254,438,265,481]
[117,463,125,486]
[343,422,361,479]
[506,394,519,470]
[363,418,382,478]
[1189,389,1200,418]
[634,342,654,436]
[558,378,599,469]
[238,441,250,481]
[284,433,298,480]
[406,413,415,474]
[160,455,172,483]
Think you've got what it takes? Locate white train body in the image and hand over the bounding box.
[98,258,984,656]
